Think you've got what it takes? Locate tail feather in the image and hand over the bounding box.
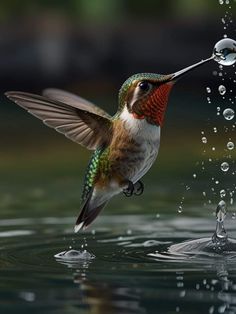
[74,189,107,233]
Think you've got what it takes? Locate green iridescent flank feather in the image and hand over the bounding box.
[118,73,163,112]
[82,147,110,201]
[82,149,101,201]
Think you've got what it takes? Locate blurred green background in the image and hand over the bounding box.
[0,0,235,219]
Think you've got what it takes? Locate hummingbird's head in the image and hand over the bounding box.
[118,73,175,127]
[118,56,213,127]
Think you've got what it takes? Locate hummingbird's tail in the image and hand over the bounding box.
[74,189,108,233]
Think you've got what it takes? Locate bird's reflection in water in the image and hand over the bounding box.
[56,255,146,314]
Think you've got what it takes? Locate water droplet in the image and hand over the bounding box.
[193,173,197,178]
[212,147,216,151]
[227,141,234,150]
[215,180,219,184]
[218,84,226,95]
[207,97,211,103]
[202,136,207,143]
[220,189,226,198]
[232,212,236,219]
[221,161,229,172]
[221,17,226,24]
[213,127,217,133]
[206,87,211,93]
[223,108,235,120]
[203,191,206,197]
[178,206,183,213]
[219,0,224,4]
[156,213,160,219]
[213,38,236,66]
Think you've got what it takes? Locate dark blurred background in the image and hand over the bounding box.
[0,0,235,218]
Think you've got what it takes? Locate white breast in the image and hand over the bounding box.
[120,107,161,182]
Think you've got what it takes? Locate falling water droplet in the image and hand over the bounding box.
[213,127,217,133]
[193,173,197,179]
[227,141,234,150]
[202,136,207,143]
[213,38,236,66]
[218,84,226,95]
[206,87,211,93]
[219,0,224,4]
[232,212,236,219]
[178,206,183,213]
[220,189,226,198]
[223,108,235,120]
[221,162,229,172]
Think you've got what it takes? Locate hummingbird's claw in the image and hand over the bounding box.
[123,181,134,197]
[123,180,144,197]
[134,180,144,196]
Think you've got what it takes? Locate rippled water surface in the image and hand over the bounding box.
[1,213,236,314]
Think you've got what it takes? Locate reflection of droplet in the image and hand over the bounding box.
[223,108,235,120]
[202,137,207,143]
[221,162,229,172]
[227,141,234,150]
[220,189,226,198]
[206,87,211,93]
[213,38,236,66]
[218,84,226,95]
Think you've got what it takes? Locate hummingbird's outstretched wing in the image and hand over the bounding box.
[5,91,112,150]
[43,88,111,119]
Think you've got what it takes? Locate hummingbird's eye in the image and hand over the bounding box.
[138,81,151,92]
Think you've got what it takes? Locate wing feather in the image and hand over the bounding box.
[5,91,112,150]
[43,88,111,119]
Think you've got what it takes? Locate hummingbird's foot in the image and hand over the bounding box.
[123,181,134,197]
[133,180,144,196]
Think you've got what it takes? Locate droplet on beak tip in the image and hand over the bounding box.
[213,38,236,66]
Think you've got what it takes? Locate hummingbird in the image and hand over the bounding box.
[5,57,212,232]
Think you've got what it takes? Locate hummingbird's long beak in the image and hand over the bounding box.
[169,56,214,81]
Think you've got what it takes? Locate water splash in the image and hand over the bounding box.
[212,201,228,245]
[54,249,95,262]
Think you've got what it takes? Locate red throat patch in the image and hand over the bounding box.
[139,82,174,126]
